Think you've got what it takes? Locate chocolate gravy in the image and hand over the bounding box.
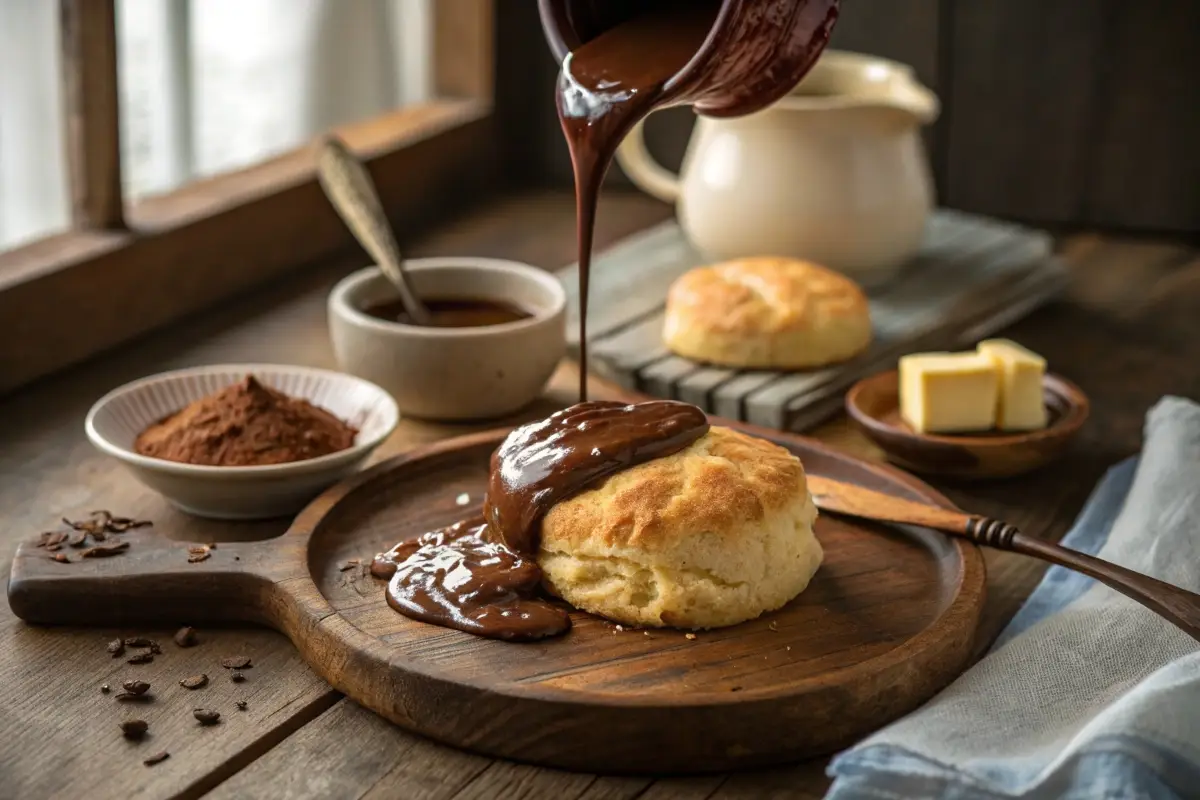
[372,400,709,641]
[484,400,709,554]
[363,297,531,328]
[556,2,720,401]
[370,516,570,641]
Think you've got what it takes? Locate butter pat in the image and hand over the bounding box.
[899,352,999,434]
[977,339,1048,430]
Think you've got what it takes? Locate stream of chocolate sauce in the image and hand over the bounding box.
[556,1,720,401]
[372,401,709,640]
[371,6,723,641]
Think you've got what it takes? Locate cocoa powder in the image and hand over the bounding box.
[133,376,357,467]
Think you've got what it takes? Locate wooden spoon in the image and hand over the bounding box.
[807,474,1200,642]
[316,134,432,325]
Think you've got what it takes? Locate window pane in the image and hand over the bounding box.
[0,1,70,250]
[118,0,433,201]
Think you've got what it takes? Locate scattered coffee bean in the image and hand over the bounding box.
[236,701,248,711]
[193,708,221,725]
[116,692,151,702]
[80,541,130,558]
[174,626,197,648]
[124,637,154,648]
[127,652,154,665]
[179,674,208,690]
[107,638,125,658]
[51,553,70,563]
[143,751,170,766]
[221,656,251,670]
[101,684,111,694]
[120,719,149,739]
[122,680,151,696]
[231,671,246,683]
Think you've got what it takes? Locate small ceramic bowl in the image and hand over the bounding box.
[85,364,399,519]
[328,258,567,420]
[846,370,1089,479]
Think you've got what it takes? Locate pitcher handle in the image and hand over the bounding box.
[615,118,681,204]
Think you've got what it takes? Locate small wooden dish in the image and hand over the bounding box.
[846,370,1089,479]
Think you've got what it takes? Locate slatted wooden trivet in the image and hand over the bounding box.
[558,208,1069,431]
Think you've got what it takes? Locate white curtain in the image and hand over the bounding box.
[0,0,431,249]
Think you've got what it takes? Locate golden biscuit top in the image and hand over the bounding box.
[666,257,869,335]
[540,426,808,554]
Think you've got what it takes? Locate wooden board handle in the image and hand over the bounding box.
[6,529,297,628]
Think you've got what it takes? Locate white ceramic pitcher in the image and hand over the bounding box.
[616,50,939,286]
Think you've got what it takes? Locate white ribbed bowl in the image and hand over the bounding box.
[85,364,399,520]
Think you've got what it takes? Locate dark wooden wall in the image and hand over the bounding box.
[496,0,1200,234]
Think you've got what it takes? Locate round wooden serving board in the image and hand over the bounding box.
[8,423,985,774]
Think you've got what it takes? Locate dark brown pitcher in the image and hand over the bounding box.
[538,0,841,119]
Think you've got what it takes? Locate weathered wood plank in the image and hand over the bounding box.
[60,0,126,231]
[1085,2,1200,232]
[943,0,1109,223]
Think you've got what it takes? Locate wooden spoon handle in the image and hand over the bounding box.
[807,474,1200,642]
[315,135,431,325]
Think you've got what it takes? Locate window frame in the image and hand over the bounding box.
[0,0,497,395]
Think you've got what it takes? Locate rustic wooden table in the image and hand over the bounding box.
[3,191,1199,799]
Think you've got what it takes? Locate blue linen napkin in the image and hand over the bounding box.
[825,396,1200,800]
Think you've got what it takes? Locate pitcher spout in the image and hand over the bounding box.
[779,50,940,127]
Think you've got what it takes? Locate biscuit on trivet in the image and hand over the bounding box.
[537,426,822,630]
[662,257,872,369]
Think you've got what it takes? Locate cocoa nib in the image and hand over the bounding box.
[235,700,248,711]
[221,656,251,670]
[179,674,208,690]
[187,545,211,564]
[124,637,155,648]
[193,708,221,725]
[37,530,68,548]
[120,719,149,739]
[174,626,197,647]
[122,680,151,696]
[231,672,246,683]
[80,541,130,558]
[106,514,152,532]
[107,639,126,658]
[63,510,151,536]
[143,751,169,766]
[127,652,154,665]
[101,684,111,694]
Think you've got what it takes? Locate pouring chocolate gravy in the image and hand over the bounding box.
[371,1,838,641]
[546,0,840,401]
